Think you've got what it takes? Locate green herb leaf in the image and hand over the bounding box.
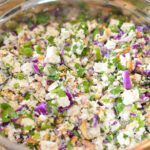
[1,103,18,123]
[83,80,90,93]
[20,47,33,57]
[75,63,85,77]
[48,65,60,81]
[36,12,50,24]
[67,140,73,150]
[110,86,123,95]
[95,47,101,61]
[93,26,99,38]
[47,36,55,45]
[24,92,31,100]
[112,58,124,70]
[115,97,124,113]
[36,45,43,54]
[102,98,111,103]
[14,72,25,80]
[52,87,66,97]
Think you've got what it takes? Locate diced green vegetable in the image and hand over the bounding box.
[67,140,73,150]
[115,97,124,113]
[52,87,66,97]
[47,36,55,45]
[102,99,111,103]
[48,65,60,80]
[83,80,90,93]
[14,72,25,80]
[20,47,33,57]
[95,47,101,61]
[36,12,50,24]
[14,83,20,89]
[110,86,123,95]
[112,58,124,70]
[75,63,85,77]
[1,103,18,123]
[110,25,118,33]
[93,26,99,38]
[24,92,31,100]
[36,45,43,54]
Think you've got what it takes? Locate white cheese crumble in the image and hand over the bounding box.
[21,62,33,75]
[122,88,139,105]
[121,22,135,32]
[93,62,115,73]
[40,141,58,150]
[21,118,35,127]
[44,46,61,64]
[57,96,70,107]
[105,40,116,50]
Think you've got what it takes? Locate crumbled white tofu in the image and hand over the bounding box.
[117,131,130,146]
[48,81,59,92]
[46,26,59,36]
[109,19,119,26]
[13,62,21,73]
[93,62,115,73]
[121,22,135,32]
[71,40,84,55]
[61,28,70,39]
[120,55,127,67]
[2,53,14,66]
[76,29,85,39]
[122,88,139,105]
[57,96,70,107]
[21,118,35,127]
[105,40,116,50]
[67,105,80,116]
[44,46,61,64]
[21,62,33,75]
[88,126,100,138]
[40,141,58,150]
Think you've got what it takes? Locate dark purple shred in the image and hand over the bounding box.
[132,43,142,49]
[130,112,137,117]
[143,70,150,77]
[92,114,99,127]
[145,49,150,56]
[66,130,74,138]
[34,102,48,115]
[136,26,144,32]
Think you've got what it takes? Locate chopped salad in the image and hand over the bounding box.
[0,5,150,150]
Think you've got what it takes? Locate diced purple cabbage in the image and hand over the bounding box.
[145,49,150,56]
[130,112,137,117]
[16,105,26,112]
[114,29,124,40]
[59,146,66,150]
[0,122,9,130]
[33,63,40,74]
[136,26,144,32]
[111,121,117,126]
[66,130,74,138]
[65,89,73,101]
[144,36,149,43]
[58,101,74,113]
[92,114,99,127]
[46,80,54,85]
[35,102,48,115]
[140,92,150,102]
[143,70,150,77]
[32,58,39,63]
[122,70,132,90]
[132,43,141,49]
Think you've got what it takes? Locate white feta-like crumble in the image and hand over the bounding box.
[44,46,61,64]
